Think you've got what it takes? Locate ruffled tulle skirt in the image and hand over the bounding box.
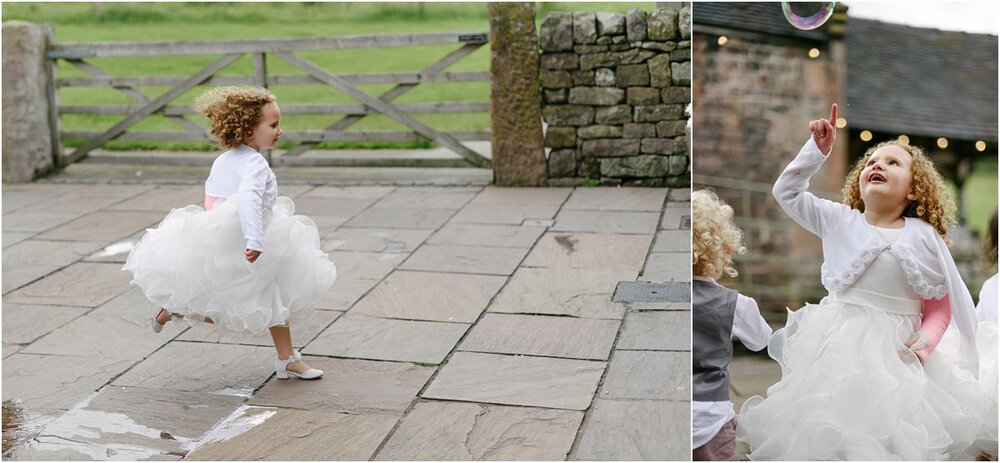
[123,196,336,334]
[737,299,984,460]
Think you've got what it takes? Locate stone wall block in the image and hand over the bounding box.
[623,123,657,138]
[616,64,651,87]
[573,12,598,44]
[540,12,574,52]
[679,6,691,39]
[571,70,596,86]
[540,53,579,70]
[640,138,681,155]
[625,9,648,42]
[635,104,685,122]
[671,61,691,86]
[545,126,577,148]
[577,125,623,139]
[596,12,625,36]
[548,149,577,177]
[595,68,616,87]
[543,89,568,104]
[649,54,672,88]
[656,120,687,137]
[568,87,625,106]
[616,49,658,65]
[660,87,691,104]
[542,105,596,126]
[601,155,669,177]
[668,154,689,176]
[595,105,632,125]
[626,87,660,105]
[540,70,573,89]
[647,8,679,41]
[579,52,618,71]
[581,139,641,157]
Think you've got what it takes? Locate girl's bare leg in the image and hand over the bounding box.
[269,325,311,374]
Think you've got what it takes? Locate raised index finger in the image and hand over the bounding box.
[829,103,838,124]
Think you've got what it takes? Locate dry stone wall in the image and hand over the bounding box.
[539,7,691,187]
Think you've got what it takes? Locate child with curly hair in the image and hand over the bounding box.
[692,189,771,461]
[124,86,336,380]
[737,104,986,459]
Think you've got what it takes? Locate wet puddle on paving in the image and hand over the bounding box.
[2,400,26,455]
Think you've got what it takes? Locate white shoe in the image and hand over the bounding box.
[151,309,173,333]
[275,350,323,380]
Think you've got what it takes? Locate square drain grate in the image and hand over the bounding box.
[614,282,690,303]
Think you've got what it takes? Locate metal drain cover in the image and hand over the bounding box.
[614,282,690,303]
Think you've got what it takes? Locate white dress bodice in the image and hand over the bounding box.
[833,226,922,315]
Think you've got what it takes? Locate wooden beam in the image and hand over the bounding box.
[56,71,489,88]
[62,130,490,142]
[48,32,488,58]
[63,53,243,165]
[60,102,489,116]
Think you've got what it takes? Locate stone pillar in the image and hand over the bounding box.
[3,21,59,183]
[488,2,547,186]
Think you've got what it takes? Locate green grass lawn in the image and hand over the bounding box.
[4,2,653,151]
[962,157,998,238]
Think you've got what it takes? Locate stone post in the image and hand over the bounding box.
[3,21,59,182]
[488,2,547,186]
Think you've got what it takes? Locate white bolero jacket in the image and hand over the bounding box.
[205,144,277,252]
[773,138,978,374]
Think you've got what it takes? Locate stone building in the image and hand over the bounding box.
[692,2,997,313]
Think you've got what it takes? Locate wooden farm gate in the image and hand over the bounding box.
[47,32,492,168]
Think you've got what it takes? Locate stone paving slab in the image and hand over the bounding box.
[327,251,408,280]
[660,204,690,230]
[399,244,529,276]
[25,189,139,215]
[571,399,690,461]
[563,187,667,212]
[490,267,636,319]
[3,239,108,293]
[375,401,584,460]
[112,342,276,395]
[35,210,164,242]
[423,352,606,410]
[372,186,479,209]
[177,309,340,348]
[468,186,572,206]
[314,278,381,311]
[321,227,432,253]
[291,196,379,217]
[641,252,690,282]
[82,233,143,263]
[522,232,653,271]
[2,353,135,410]
[106,185,204,212]
[185,406,398,461]
[652,229,691,253]
[4,262,132,307]
[599,351,690,401]
[617,310,691,351]
[451,203,561,225]
[1,211,81,233]
[426,222,546,248]
[4,343,24,358]
[250,357,434,415]
[349,270,505,323]
[9,386,244,461]
[20,301,184,360]
[2,185,72,213]
[311,215,351,234]
[2,231,35,248]
[301,185,396,199]
[459,313,620,361]
[552,210,661,234]
[344,207,455,229]
[304,314,469,364]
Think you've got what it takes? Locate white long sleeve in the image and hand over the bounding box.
[733,293,772,351]
[772,138,851,237]
[238,159,268,252]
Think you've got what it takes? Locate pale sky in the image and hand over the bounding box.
[845,1,999,35]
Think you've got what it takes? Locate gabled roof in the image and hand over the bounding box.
[846,18,998,142]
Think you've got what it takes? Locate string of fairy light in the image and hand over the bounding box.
[714,34,993,154]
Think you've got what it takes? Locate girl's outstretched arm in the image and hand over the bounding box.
[772,103,847,237]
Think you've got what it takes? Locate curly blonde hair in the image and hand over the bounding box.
[693,189,746,279]
[194,86,276,149]
[841,140,956,239]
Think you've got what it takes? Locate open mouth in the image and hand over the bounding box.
[867,172,886,184]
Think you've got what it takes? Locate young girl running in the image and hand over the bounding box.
[123,86,336,380]
[737,104,984,460]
